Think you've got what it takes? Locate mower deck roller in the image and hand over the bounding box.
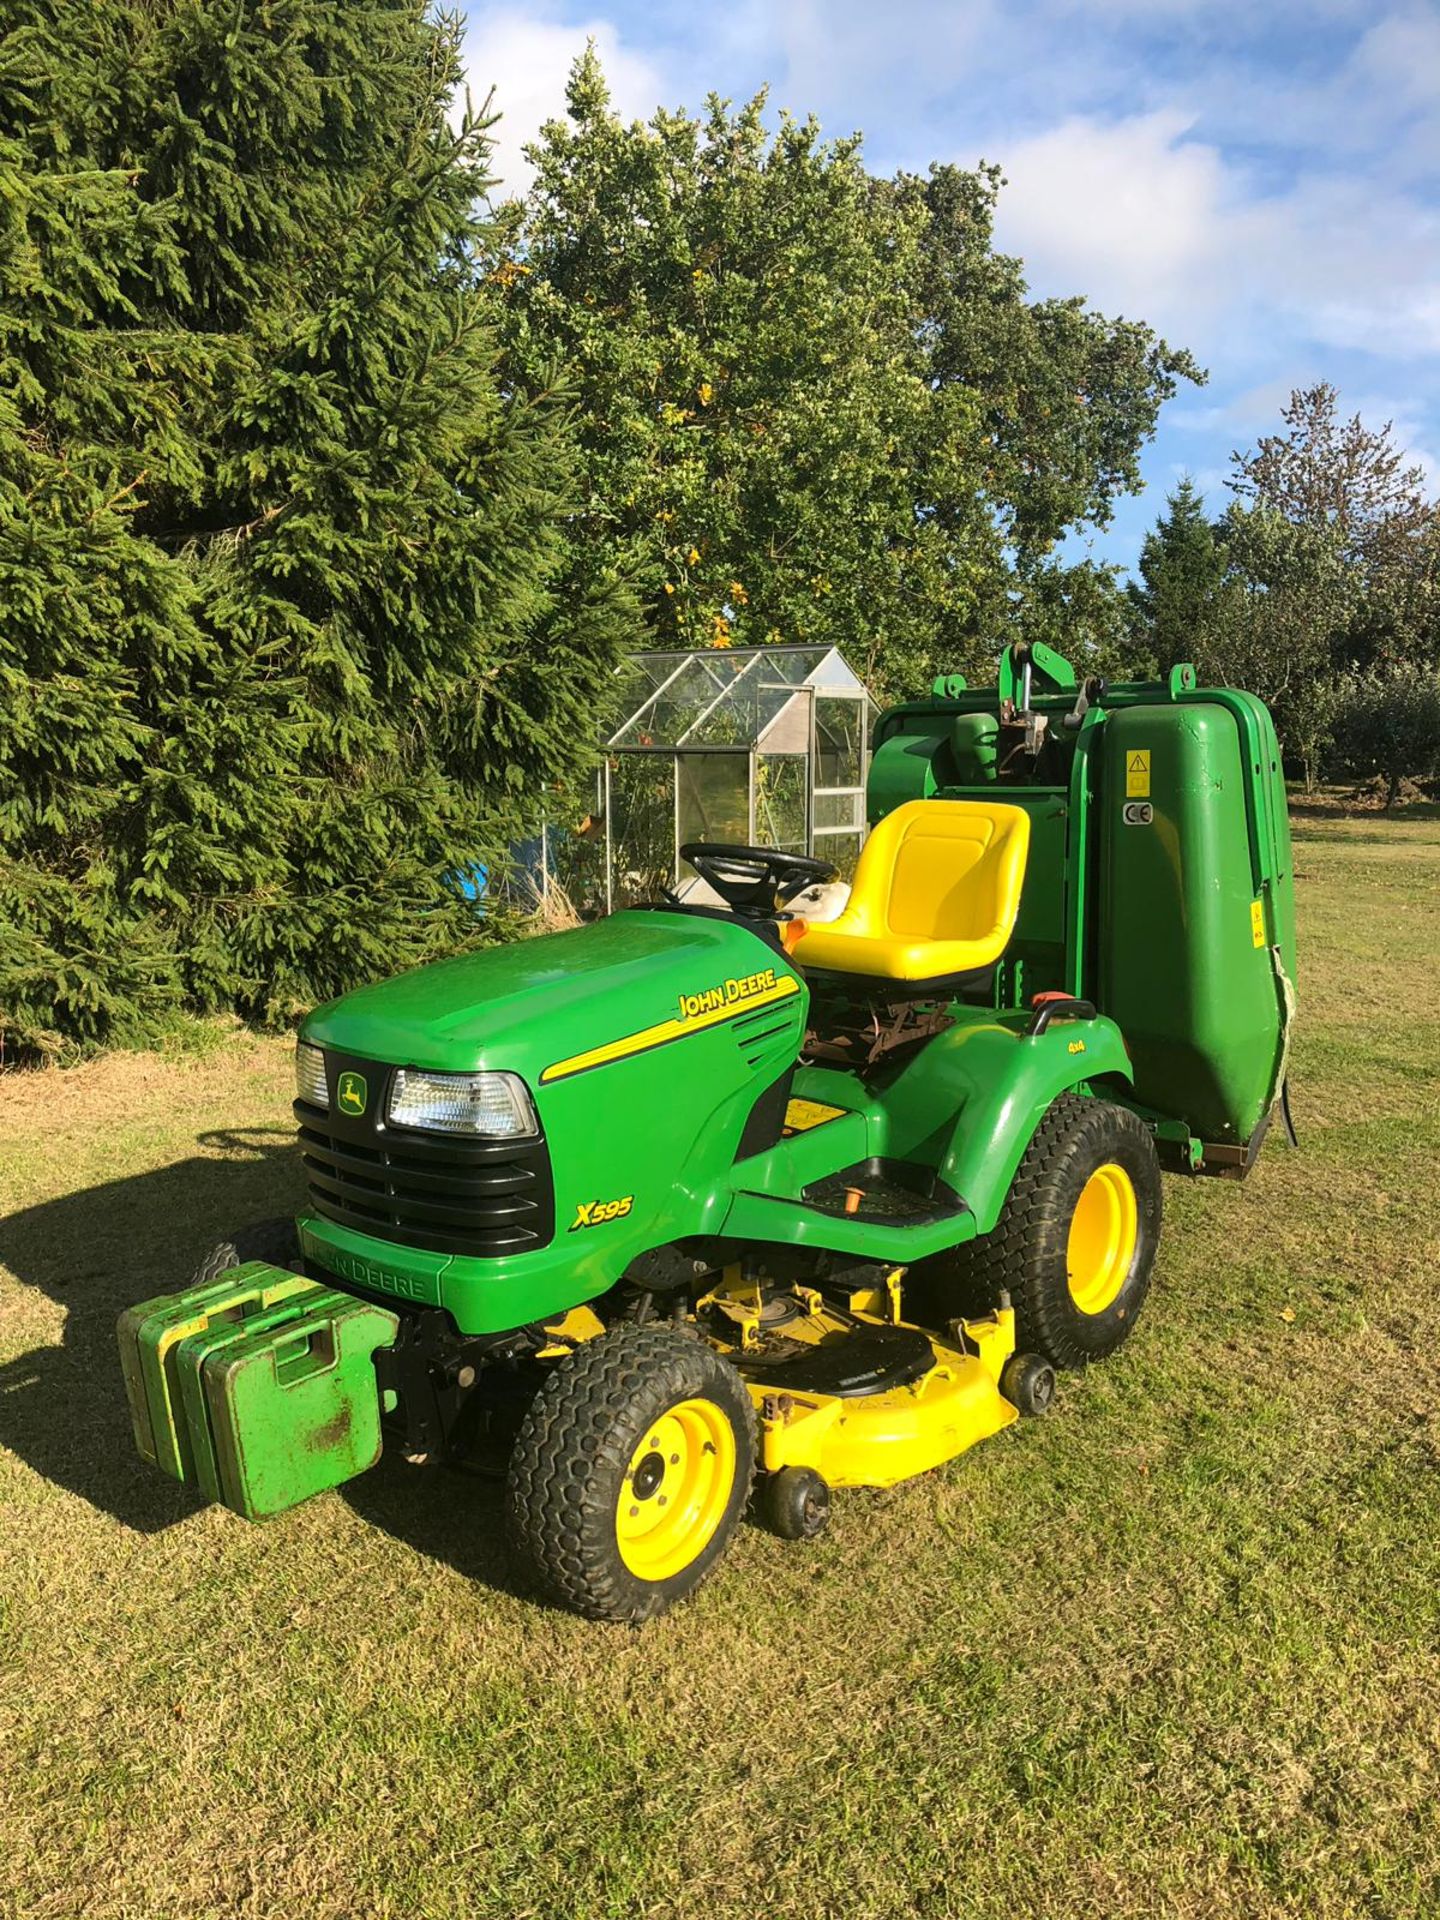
[119,642,1296,1619]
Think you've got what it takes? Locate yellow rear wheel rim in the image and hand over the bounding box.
[1067,1162,1139,1316]
[615,1397,737,1583]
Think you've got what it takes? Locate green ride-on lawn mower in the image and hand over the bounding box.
[119,644,1297,1621]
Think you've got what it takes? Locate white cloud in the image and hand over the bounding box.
[991,111,1237,330]
[762,0,996,119]
[989,107,1440,365]
[459,9,668,197]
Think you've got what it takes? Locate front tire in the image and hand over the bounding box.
[505,1325,757,1621]
[938,1095,1162,1369]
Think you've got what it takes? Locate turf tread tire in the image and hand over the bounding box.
[505,1324,757,1623]
[940,1094,1161,1369]
[191,1217,303,1287]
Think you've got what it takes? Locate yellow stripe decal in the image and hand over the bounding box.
[541,974,801,1084]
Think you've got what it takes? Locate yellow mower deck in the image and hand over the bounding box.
[697,1270,1019,1491]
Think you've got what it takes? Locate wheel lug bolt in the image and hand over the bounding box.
[670,1453,679,1464]
[629,1506,639,1518]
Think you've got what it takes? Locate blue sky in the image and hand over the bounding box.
[460,1,1440,580]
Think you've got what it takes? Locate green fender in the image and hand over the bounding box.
[927,1016,1133,1236]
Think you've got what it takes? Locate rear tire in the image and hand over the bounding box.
[933,1095,1161,1369]
[190,1216,303,1287]
[505,1325,757,1621]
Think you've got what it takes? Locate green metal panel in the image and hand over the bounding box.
[866,729,943,818]
[1096,704,1286,1144]
[884,1012,1132,1232]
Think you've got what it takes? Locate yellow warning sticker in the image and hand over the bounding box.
[1250,899,1267,947]
[1126,749,1151,798]
[783,1098,848,1135]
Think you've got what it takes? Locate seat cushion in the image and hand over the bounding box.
[791,798,1030,982]
[791,926,1003,981]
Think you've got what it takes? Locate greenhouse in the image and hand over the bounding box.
[566,645,871,913]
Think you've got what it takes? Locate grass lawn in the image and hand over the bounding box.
[2,807,1438,1920]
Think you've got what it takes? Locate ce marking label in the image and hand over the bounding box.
[1122,800,1154,826]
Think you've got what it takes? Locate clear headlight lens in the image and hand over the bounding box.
[387,1068,538,1139]
[295,1041,328,1109]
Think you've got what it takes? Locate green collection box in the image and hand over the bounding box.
[117,1262,398,1519]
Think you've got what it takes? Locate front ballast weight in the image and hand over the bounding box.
[118,1263,399,1518]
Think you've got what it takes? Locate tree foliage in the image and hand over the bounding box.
[1204,504,1356,787]
[0,1,633,1055]
[493,52,1200,697]
[1127,387,1440,789]
[1127,477,1227,676]
[1329,661,1440,808]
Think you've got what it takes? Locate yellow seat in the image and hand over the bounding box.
[792,800,1030,982]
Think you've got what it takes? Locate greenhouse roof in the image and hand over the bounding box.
[607,645,865,751]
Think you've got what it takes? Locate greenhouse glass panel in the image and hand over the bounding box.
[607,753,675,907]
[813,831,863,878]
[676,753,750,875]
[816,695,864,787]
[754,754,808,851]
[814,789,863,832]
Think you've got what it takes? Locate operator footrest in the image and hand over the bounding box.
[738,1323,935,1399]
[801,1158,964,1228]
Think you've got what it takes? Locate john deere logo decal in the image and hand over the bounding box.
[337,1071,368,1116]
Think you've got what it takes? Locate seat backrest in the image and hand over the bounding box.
[853,801,1030,944]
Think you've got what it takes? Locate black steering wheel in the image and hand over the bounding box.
[678,842,839,918]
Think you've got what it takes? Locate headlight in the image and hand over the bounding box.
[295,1041,328,1109]
[387,1069,538,1139]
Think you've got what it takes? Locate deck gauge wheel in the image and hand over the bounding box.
[763,1466,833,1540]
[1001,1352,1057,1417]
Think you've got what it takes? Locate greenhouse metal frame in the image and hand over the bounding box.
[592,645,871,913]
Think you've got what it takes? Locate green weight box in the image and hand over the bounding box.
[117,1263,398,1519]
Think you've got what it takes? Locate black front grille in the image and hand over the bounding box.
[294,1054,554,1257]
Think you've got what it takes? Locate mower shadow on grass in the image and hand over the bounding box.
[337,1454,528,1600]
[0,1129,304,1532]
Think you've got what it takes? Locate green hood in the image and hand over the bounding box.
[301,909,795,1080]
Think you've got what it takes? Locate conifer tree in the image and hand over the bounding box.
[0,1,633,1053]
[1127,477,1227,672]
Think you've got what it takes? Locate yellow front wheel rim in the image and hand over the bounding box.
[1067,1162,1139,1315]
[615,1397,737,1582]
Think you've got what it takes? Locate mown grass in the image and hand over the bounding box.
[2,809,1438,1920]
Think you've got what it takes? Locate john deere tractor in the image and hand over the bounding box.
[120,645,1296,1620]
